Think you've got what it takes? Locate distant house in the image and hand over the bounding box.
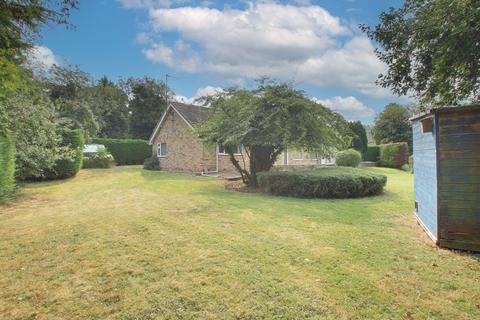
[148,102,334,175]
[410,106,480,251]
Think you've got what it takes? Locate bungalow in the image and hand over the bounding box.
[148,102,334,174]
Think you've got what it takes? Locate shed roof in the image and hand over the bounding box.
[409,105,480,121]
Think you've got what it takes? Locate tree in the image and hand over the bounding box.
[372,103,412,148]
[44,65,99,139]
[361,0,480,106]
[348,121,368,158]
[87,77,129,138]
[0,76,60,179]
[123,77,170,139]
[196,82,351,187]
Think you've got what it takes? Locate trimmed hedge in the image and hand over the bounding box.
[409,155,414,173]
[335,149,362,167]
[378,142,409,168]
[364,145,380,162]
[92,138,150,165]
[0,134,16,201]
[48,129,84,179]
[258,167,387,198]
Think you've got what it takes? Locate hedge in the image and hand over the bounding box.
[0,134,16,201]
[143,156,160,171]
[378,142,409,168]
[92,138,150,165]
[364,145,380,162]
[47,128,84,179]
[258,167,387,198]
[335,149,362,167]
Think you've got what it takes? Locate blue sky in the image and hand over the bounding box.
[34,0,409,124]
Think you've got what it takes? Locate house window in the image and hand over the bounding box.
[218,143,241,155]
[157,143,167,157]
[292,149,304,160]
[421,117,433,133]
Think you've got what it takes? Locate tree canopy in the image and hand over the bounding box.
[361,0,480,106]
[196,82,351,186]
[372,103,412,148]
[348,121,368,158]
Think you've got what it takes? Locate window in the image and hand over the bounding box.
[421,117,433,133]
[292,149,304,160]
[218,143,241,155]
[157,143,167,157]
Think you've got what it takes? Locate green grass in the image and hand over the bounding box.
[0,167,479,319]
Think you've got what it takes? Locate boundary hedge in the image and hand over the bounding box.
[0,134,16,201]
[364,145,380,162]
[92,138,150,165]
[258,167,387,198]
[378,142,409,168]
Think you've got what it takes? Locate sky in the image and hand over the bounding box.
[32,0,410,124]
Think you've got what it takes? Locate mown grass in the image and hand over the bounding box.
[0,167,479,319]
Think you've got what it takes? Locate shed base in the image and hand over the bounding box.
[414,212,438,244]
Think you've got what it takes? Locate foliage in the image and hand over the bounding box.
[348,121,368,157]
[122,77,170,140]
[372,103,412,148]
[258,167,387,198]
[364,145,380,162]
[1,77,60,180]
[0,0,78,52]
[409,155,414,173]
[82,147,114,169]
[378,142,409,168]
[196,81,351,186]
[92,138,150,165]
[143,156,160,171]
[361,0,480,106]
[335,149,362,167]
[46,128,84,179]
[0,134,16,202]
[0,49,24,102]
[87,77,129,138]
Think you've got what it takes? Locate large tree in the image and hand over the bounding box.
[372,103,412,147]
[361,0,480,106]
[196,82,351,187]
[123,77,170,139]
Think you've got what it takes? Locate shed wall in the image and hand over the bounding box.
[437,110,480,250]
[412,118,438,239]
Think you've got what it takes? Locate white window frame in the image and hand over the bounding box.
[157,143,167,157]
[217,143,242,155]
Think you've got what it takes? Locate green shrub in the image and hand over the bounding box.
[335,149,362,167]
[409,155,414,173]
[92,138,150,165]
[258,167,387,198]
[364,145,380,162]
[83,147,115,169]
[143,156,160,171]
[47,129,84,179]
[0,134,16,202]
[378,142,409,168]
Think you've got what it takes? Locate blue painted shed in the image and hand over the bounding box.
[410,106,480,251]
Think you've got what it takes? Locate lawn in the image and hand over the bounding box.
[0,167,479,319]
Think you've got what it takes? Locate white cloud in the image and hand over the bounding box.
[27,45,59,71]
[133,2,391,98]
[314,96,375,120]
[175,85,223,103]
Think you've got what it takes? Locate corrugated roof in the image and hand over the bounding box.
[170,101,209,127]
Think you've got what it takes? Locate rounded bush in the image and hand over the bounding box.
[258,167,387,198]
[46,128,84,179]
[143,156,160,171]
[335,149,362,167]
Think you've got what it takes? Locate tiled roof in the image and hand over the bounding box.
[170,101,209,127]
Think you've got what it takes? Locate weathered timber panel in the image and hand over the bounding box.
[437,109,480,250]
